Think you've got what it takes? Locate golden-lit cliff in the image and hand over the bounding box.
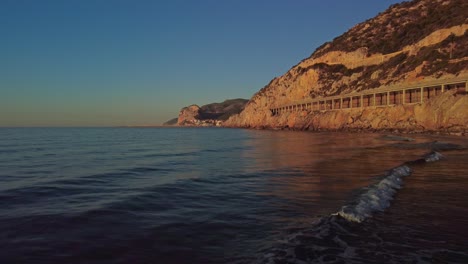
[225,0,468,134]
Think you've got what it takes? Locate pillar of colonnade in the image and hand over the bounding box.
[270,80,467,115]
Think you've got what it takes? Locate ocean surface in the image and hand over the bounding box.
[1,127,468,264]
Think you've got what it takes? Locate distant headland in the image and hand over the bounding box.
[163,99,248,127]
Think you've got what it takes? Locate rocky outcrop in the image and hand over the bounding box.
[177,99,248,126]
[178,105,202,126]
[225,0,468,133]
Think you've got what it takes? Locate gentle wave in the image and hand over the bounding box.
[335,164,412,223]
[336,151,443,223]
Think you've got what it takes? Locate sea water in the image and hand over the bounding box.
[1,127,467,263]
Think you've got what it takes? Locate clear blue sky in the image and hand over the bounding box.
[1,0,403,126]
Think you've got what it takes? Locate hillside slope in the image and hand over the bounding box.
[178,99,248,126]
[162,118,178,126]
[225,0,468,133]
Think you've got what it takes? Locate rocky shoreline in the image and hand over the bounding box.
[225,90,468,136]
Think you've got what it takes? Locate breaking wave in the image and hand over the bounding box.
[335,164,412,223]
[336,151,443,223]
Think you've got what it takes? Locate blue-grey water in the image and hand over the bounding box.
[1,127,467,263]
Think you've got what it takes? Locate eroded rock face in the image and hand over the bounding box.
[224,0,468,133]
[177,105,201,125]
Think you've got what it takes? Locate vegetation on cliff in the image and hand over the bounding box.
[199,99,249,121]
[312,0,467,57]
[306,30,468,97]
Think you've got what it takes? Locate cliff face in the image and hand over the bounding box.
[177,99,248,126]
[225,0,468,133]
[178,105,202,126]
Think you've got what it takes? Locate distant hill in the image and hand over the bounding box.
[178,99,248,126]
[199,99,249,121]
[162,118,178,126]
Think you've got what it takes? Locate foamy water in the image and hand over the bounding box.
[336,164,412,223]
[337,151,443,223]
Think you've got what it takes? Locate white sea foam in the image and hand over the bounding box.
[335,151,444,223]
[335,165,412,223]
[424,151,443,162]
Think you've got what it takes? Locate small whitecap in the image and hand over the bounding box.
[335,165,412,223]
[424,151,443,162]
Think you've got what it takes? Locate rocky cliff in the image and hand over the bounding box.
[225,0,468,134]
[178,99,248,126]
